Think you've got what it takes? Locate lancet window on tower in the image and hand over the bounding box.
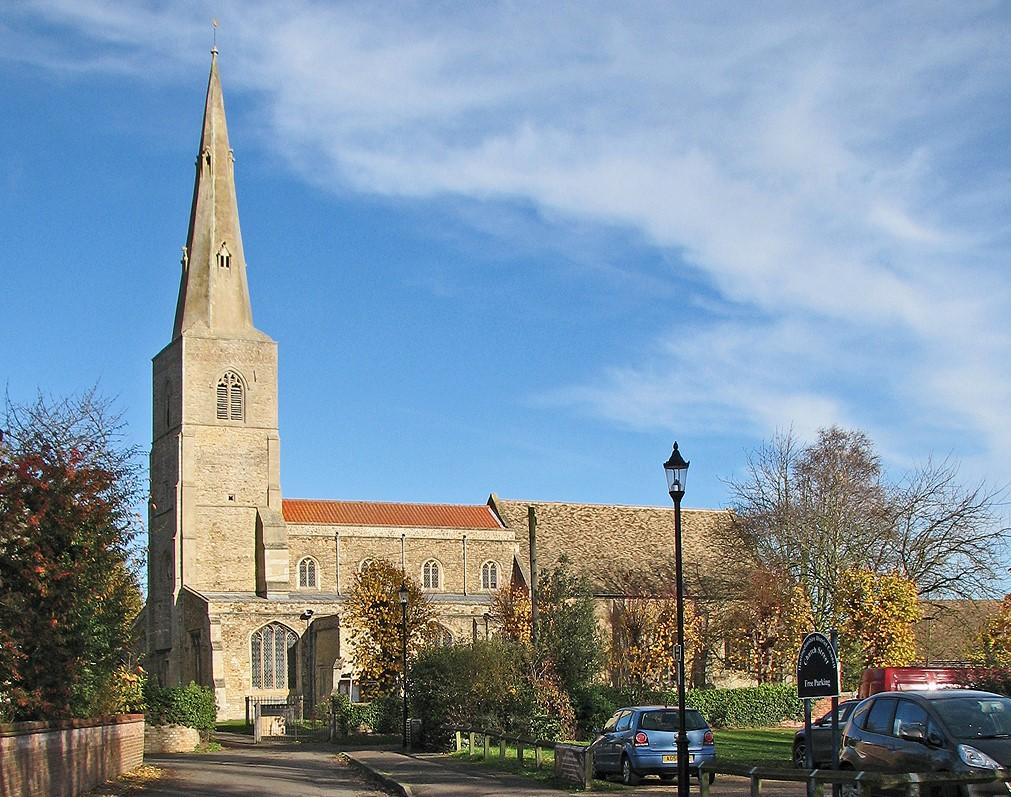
[216,242,231,270]
[216,371,245,421]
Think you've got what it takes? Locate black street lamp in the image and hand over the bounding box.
[663,442,691,797]
[398,581,409,749]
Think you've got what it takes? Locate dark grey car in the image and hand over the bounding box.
[794,700,861,767]
[840,690,1011,796]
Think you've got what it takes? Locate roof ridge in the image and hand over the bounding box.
[283,497,492,509]
[497,497,729,512]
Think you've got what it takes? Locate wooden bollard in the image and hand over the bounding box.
[483,734,490,759]
[455,730,462,751]
[469,731,476,754]
[499,738,507,760]
[535,745,543,769]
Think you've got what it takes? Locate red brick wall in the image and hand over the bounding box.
[0,714,144,797]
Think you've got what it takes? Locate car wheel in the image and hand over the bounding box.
[839,766,859,797]
[793,741,807,768]
[621,756,641,786]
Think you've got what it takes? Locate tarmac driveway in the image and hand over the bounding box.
[142,737,391,797]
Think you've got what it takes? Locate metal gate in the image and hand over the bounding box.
[247,696,331,742]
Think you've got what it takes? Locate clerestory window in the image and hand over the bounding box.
[298,557,318,589]
[481,561,499,590]
[216,371,244,421]
[422,559,441,590]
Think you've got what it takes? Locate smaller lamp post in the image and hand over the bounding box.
[663,442,690,797]
[398,582,409,749]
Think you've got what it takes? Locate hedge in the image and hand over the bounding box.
[143,681,217,735]
[684,684,804,727]
[589,683,803,729]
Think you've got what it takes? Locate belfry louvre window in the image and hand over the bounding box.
[481,561,498,590]
[422,559,441,590]
[298,557,318,588]
[250,623,297,690]
[216,242,231,269]
[216,371,244,421]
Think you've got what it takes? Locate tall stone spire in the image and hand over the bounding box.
[173,50,258,339]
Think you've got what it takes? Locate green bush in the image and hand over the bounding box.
[578,683,803,729]
[143,681,217,735]
[683,684,804,727]
[410,639,538,747]
[331,692,385,734]
[572,683,618,737]
[372,690,403,734]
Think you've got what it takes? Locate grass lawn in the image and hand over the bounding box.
[446,727,796,788]
[713,727,796,766]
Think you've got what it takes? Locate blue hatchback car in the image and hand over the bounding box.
[589,705,717,786]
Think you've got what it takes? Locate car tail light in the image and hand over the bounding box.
[633,731,649,746]
[703,731,714,745]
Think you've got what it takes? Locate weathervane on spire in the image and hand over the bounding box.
[211,19,219,53]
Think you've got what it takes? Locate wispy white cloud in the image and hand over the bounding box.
[7,0,1011,480]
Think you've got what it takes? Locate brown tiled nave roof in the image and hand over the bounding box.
[282,498,503,529]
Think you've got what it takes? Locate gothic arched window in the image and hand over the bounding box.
[216,371,244,421]
[250,623,297,690]
[298,557,318,589]
[481,561,499,590]
[422,559,441,590]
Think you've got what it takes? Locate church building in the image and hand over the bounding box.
[146,52,726,720]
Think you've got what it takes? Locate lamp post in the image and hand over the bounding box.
[663,442,691,797]
[398,582,409,749]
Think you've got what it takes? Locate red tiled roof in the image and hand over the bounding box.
[282,499,503,529]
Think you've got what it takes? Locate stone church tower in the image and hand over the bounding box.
[147,50,288,691]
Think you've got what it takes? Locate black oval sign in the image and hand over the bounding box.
[796,632,840,699]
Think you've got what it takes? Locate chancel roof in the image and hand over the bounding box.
[489,496,731,593]
[282,498,503,530]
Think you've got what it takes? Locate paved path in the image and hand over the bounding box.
[141,736,391,797]
[346,749,811,797]
[134,735,811,797]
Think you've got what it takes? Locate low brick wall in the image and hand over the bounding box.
[0,714,144,797]
[144,723,200,753]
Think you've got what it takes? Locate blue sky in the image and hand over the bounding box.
[2,2,1011,521]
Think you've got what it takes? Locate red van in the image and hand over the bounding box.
[857,666,966,698]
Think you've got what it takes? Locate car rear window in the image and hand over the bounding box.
[638,709,708,731]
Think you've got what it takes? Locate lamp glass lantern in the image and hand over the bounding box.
[398,583,409,605]
[663,442,690,497]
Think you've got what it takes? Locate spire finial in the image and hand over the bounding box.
[211,19,219,54]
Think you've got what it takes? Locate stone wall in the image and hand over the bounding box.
[0,714,144,797]
[144,723,200,753]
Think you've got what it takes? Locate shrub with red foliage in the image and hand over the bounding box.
[0,390,143,721]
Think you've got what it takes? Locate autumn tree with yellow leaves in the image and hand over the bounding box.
[971,594,1011,668]
[488,582,532,643]
[722,567,812,684]
[342,559,435,697]
[837,568,921,668]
